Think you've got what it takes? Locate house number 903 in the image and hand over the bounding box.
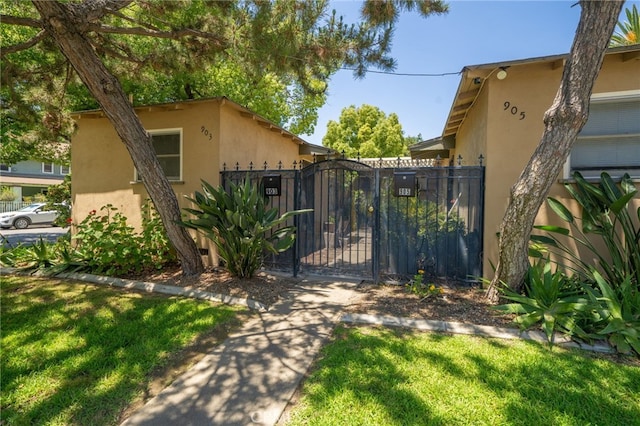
[201,125,212,141]
[503,101,526,120]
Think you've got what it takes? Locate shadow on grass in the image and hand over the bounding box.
[1,275,242,425]
[293,325,640,425]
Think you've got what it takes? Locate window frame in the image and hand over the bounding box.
[0,164,11,172]
[563,89,640,181]
[42,162,54,174]
[60,165,70,175]
[134,128,183,182]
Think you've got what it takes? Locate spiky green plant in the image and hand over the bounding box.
[610,4,640,46]
[182,178,311,278]
[534,172,639,291]
[493,259,590,345]
[584,271,640,355]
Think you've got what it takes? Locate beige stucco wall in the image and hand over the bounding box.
[72,102,220,228]
[218,102,302,171]
[454,52,640,277]
[72,99,305,264]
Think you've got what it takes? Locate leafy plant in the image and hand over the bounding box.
[584,271,640,355]
[0,186,16,201]
[494,259,590,344]
[406,269,444,300]
[44,174,71,227]
[533,172,639,290]
[182,178,311,278]
[140,200,176,265]
[72,204,174,275]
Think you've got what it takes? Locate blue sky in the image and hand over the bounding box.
[301,0,639,147]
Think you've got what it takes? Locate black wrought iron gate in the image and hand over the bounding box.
[221,159,484,283]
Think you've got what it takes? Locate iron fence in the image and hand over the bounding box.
[221,157,485,283]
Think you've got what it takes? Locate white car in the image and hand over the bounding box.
[0,203,59,229]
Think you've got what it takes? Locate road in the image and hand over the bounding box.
[0,226,69,247]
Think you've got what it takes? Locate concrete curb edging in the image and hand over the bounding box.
[0,268,267,312]
[340,313,614,354]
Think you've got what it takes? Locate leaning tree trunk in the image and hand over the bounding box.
[486,0,624,302]
[33,0,204,275]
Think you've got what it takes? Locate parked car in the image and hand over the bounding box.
[0,203,59,229]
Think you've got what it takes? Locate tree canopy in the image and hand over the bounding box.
[322,104,410,158]
[1,1,448,166]
[1,0,448,275]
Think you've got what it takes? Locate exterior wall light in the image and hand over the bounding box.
[496,67,508,80]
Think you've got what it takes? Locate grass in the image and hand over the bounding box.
[285,325,640,426]
[1,275,244,425]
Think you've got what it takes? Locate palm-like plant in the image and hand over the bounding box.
[610,5,640,46]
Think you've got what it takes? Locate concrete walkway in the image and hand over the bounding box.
[121,279,359,426]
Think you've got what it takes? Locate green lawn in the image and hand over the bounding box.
[285,325,640,426]
[0,275,244,425]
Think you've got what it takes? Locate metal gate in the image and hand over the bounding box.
[221,158,484,283]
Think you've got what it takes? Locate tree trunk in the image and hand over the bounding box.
[486,0,624,303]
[33,0,204,275]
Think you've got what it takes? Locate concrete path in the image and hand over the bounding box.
[121,279,359,426]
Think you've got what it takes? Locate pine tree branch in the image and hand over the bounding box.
[87,23,226,47]
[1,30,47,57]
[1,14,42,28]
[72,0,134,23]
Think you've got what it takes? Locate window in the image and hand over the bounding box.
[0,164,10,172]
[567,90,640,180]
[135,129,182,181]
[42,162,54,174]
[60,165,70,175]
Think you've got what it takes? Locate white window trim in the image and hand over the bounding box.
[563,90,640,181]
[134,128,183,181]
[42,162,54,174]
[0,164,11,172]
[60,165,70,175]
[590,89,640,102]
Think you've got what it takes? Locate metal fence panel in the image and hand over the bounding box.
[220,160,484,283]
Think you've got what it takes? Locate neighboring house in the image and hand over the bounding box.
[71,96,331,262]
[0,160,68,201]
[410,45,640,277]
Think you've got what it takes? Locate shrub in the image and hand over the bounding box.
[533,171,639,290]
[520,172,640,355]
[72,204,175,275]
[181,178,311,278]
[584,271,640,355]
[0,186,16,201]
[1,204,175,276]
[44,175,71,227]
[494,259,591,345]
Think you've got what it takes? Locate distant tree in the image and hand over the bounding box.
[1,0,448,276]
[610,4,639,46]
[404,133,423,148]
[322,104,408,158]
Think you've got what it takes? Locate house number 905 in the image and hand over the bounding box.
[201,125,212,141]
[503,101,526,120]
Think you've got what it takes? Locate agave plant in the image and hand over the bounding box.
[584,271,640,355]
[493,259,591,345]
[182,178,311,278]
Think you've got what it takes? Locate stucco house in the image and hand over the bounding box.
[70,97,330,258]
[410,45,640,276]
